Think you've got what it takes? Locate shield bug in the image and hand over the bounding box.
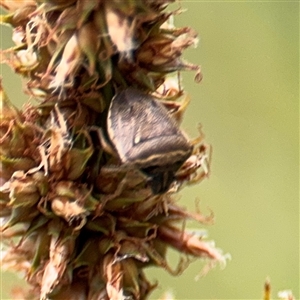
[105,88,193,194]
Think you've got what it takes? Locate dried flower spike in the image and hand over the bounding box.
[0,1,227,299]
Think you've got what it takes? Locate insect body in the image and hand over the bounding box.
[106,88,193,194]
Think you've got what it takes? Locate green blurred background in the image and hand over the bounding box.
[1,1,299,300]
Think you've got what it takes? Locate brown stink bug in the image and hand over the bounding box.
[104,88,193,194]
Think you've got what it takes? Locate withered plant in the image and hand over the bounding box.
[0,1,228,299]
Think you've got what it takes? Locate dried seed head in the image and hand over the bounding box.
[0,1,227,299]
[48,34,82,94]
[0,80,22,121]
[0,0,36,12]
[105,6,137,59]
